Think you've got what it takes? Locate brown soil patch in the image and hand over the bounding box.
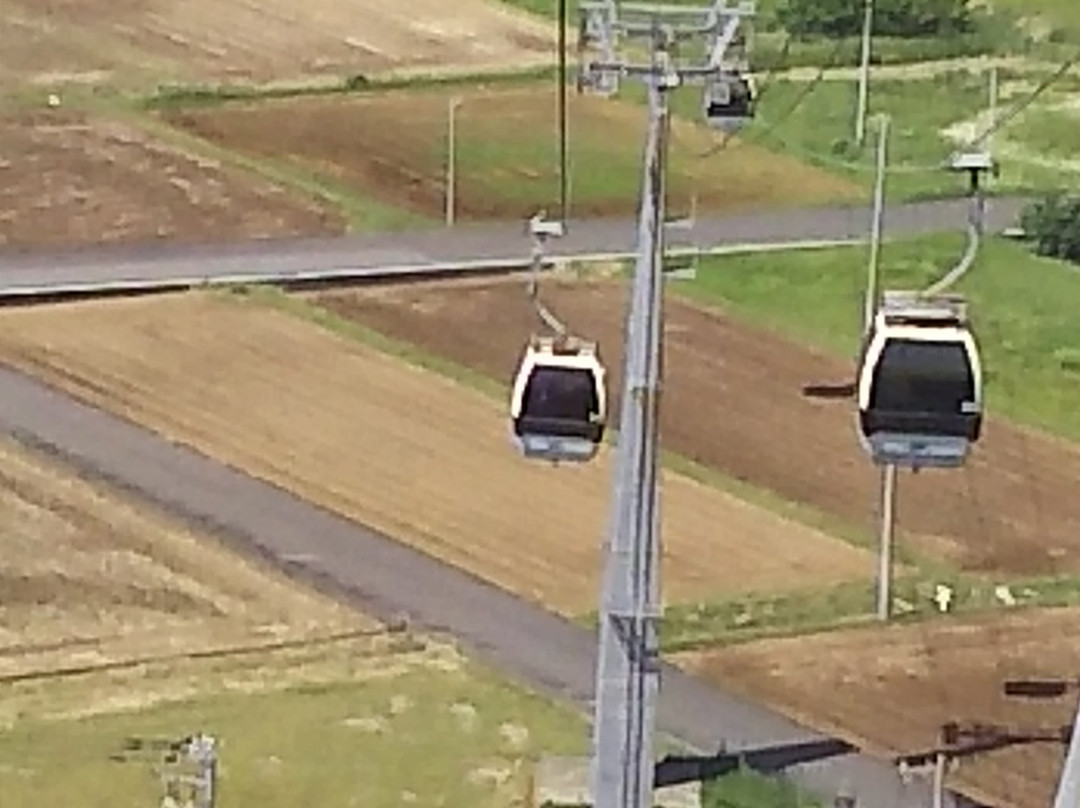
[0,111,344,251]
[313,275,1080,577]
[677,608,1080,808]
[0,0,553,87]
[162,86,863,221]
[0,293,874,616]
[0,435,367,683]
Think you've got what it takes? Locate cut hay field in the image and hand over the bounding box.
[0,434,367,688]
[312,273,1080,580]
[0,389,589,808]
[160,84,864,222]
[678,606,1080,808]
[0,110,344,251]
[0,292,874,617]
[302,266,1080,807]
[0,0,554,88]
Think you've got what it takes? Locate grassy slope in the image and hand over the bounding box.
[673,234,1080,441]
[679,70,1074,198]
[255,253,1080,650]
[0,674,809,808]
[0,661,584,808]
[990,0,1080,35]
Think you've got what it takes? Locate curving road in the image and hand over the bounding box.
[0,198,1024,807]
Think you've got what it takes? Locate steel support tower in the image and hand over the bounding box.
[577,4,754,808]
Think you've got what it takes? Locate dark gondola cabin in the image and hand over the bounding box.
[510,338,608,463]
[703,74,755,131]
[856,295,983,465]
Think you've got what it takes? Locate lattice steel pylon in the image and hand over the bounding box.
[577,4,755,808]
[112,734,218,808]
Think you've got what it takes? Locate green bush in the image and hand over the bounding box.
[1020,193,1080,264]
[777,0,975,38]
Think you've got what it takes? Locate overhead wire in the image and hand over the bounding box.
[526,230,570,340]
[758,41,1080,179]
[670,2,1079,194]
[683,29,841,223]
[710,7,1079,798]
[895,152,1062,806]
[966,45,1080,151]
[667,1,1071,796]
[742,35,849,149]
[692,32,796,158]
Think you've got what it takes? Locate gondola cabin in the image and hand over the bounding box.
[703,73,755,133]
[509,337,608,463]
[856,292,983,469]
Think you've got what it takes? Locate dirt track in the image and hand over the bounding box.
[315,275,1080,577]
[163,87,862,221]
[679,607,1080,808]
[0,111,344,250]
[0,292,874,617]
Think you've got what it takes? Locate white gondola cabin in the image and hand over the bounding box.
[509,337,608,463]
[703,73,755,133]
[856,292,983,468]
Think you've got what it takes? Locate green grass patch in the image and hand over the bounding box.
[0,660,586,808]
[721,71,1062,199]
[672,234,1080,442]
[648,571,1080,652]
[1010,106,1080,160]
[759,31,1001,68]
[643,67,1080,200]
[989,0,1080,38]
[704,768,825,808]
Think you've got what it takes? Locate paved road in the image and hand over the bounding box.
[0,371,961,807]
[0,196,1026,293]
[0,198,1024,806]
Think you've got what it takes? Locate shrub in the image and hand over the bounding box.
[1020,193,1080,264]
[777,0,975,39]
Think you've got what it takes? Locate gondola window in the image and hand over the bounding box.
[870,339,974,414]
[523,366,599,422]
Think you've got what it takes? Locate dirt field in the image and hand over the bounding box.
[677,607,1080,808]
[0,110,344,251]
[0,0,553,87]
[0,292,874,617]
[313,275,1080,578]
[0,434,368,688]
[162,85,863,221]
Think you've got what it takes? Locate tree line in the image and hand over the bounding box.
[777,0,975,39]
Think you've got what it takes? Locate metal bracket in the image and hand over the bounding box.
[608,613,663,672]
[578,0,756,97]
